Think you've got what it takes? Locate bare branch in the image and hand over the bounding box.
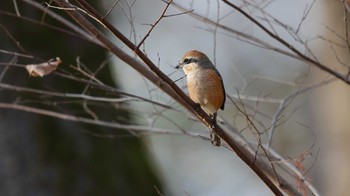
[222,0,350,85]
[296,0,316,34]
[20,0,103,46]
[267,78,336,147]
[0,103,180,135]
[12,0,21,16]
[53,0,299,194]
[344,4,350,54]
[2,1,333,195]
[171,2,300,60]
[0,82,177,111]
[136,0,173,49]
[103,0,121,19]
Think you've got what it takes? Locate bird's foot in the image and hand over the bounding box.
[209,113,220,146]
[210,130,221,147]
[209,114,217,128]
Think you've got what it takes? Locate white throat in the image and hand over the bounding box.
[183,63,200,75]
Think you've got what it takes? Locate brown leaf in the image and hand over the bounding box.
[26,57,62,77]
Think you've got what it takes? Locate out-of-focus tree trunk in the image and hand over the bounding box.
[0,1,162,195]
[310,1,350,195]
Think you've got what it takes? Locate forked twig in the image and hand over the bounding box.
[137,0,173,49]
[52,0,297,194]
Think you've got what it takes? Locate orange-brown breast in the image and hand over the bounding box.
[186,69,225,115]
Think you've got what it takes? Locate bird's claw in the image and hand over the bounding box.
[210,131,221,147]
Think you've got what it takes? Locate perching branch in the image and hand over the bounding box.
[1,0,332,195]
[50,0,303,195]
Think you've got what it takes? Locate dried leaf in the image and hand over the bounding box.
[26,57,62,77]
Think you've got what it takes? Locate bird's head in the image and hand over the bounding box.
[176,50,213,75]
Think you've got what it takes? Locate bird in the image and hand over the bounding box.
[176,50,226,146]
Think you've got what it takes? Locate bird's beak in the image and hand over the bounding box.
[175,63,183,69]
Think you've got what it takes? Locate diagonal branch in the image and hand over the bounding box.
[136,0,173,49]
[21,0,103,47]
[51,0,299,195]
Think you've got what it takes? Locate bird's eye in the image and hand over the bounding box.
[183,58,191,64]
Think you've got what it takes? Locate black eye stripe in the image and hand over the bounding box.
[183,58,198,64]
[184,58,191,64]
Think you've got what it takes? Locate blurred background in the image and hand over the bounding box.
[1,0,350,195]
[0,0,161,195]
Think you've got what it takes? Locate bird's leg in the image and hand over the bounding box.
[209,113,221,146]
[211,113,218,128]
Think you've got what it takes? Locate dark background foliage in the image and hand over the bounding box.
[0,1,162,195]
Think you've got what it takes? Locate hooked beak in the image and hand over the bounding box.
[175,63,183,69]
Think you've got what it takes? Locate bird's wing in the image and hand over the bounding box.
[207,69,226,110]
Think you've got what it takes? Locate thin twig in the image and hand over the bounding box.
[12,0,21,16]
[0,23,29,55]
[0,82,177,111]
[0,49,33,59]
[230,93,281,185]
[262,144,321,196]
[20,0,103,46]
[266,78,336,147]
[136,0,173,49]
[103,0,121,19]
[0,103,179,134]
[54,1,294,194]
[344,4,350,55]
[171,2,300,60]
[0,57,17,82]
[296,0,316,34]
[222,0,350,85]
[45,2,107,28]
